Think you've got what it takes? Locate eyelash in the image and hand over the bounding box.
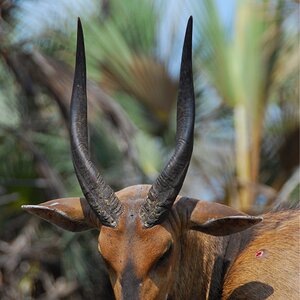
[155,244,173,268]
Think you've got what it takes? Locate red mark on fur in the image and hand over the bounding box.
[255,250,264,258]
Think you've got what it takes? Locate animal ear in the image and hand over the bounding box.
[22,198,100,232]
[175,198,262,236]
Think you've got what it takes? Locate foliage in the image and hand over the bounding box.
[190,0,299,209]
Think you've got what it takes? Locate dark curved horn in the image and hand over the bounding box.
[70,18,123,227]
[140,17,195,228]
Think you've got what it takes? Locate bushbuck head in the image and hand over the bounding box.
[22,18,262,299]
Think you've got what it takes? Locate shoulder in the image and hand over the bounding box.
[222,209,299,299]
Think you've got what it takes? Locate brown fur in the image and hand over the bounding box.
[90,189,300,299]
[222,210,300,299]
[170,210,300,299]
[23,186,300,299]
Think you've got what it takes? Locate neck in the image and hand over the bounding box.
[171,231,236,299]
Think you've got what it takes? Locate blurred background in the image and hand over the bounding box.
[0,0,299,298]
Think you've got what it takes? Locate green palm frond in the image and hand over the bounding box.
[59,0,178,132]
[190,0,299,210]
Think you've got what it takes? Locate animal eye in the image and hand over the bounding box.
[155,243,173,269]
[98,246,113,271]
[102,256,115,273]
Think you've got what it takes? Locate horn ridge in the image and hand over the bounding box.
[70,18,123,227]
[140,16,195,228]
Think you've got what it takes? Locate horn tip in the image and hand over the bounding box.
[75,17,85,65]
[77,17,83,36]
[187,16,193,35]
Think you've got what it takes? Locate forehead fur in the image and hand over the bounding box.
[113,185,152,227]
[116,185,152,204]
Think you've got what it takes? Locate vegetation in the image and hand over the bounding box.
[0,0,298,298]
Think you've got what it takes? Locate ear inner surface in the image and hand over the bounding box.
[190,216,263,236]
[21,197,98,232]
[175,197,262,236]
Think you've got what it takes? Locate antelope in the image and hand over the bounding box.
[22,17,299,299]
